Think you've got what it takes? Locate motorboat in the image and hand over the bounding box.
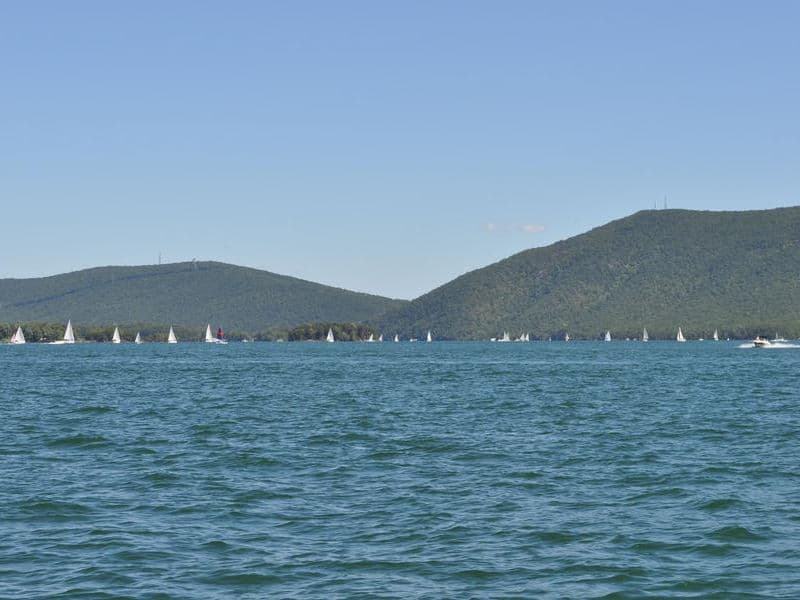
[752,337,772,348]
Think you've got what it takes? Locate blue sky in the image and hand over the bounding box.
[2,1,798,299]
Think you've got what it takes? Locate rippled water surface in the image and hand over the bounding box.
[2,341,800,598]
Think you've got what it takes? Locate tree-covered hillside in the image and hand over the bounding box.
[376,208,800,339]
[0,261,406,333]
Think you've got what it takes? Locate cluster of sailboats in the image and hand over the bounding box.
[323,329,432,343]
[485,327,728,343]
[4,320,226,345]
[5,321,435,344]
[490,332,530,342]
[601,327,717,342]
[4,321,790,347]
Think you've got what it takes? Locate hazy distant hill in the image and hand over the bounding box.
[0,261,406,332]
[376,208,800,339]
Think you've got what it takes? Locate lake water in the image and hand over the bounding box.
[2,341,800,598]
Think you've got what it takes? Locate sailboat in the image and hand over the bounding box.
[426,331,432,343]
[642,328,649,342]
[378,334,383,342]
[205,324,228,344]
[676,327,686,342]
[393,334,399,343]
[49,320,76,344]
[366,334,375,343]
[112,327,121,344]
[326,328,335,343]
[10,326,26,345]
[713,329,719,341]
[604,331,611,342]
[499,331,510,343]
[167,326,178,344]
[565,333,570,342]
[134,332,142,344]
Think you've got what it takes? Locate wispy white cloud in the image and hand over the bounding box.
[519,224,545,234]
[484,222,498,232]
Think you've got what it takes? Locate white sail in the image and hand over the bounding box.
[11,326,26,344]
[134,332,142,344]
[366,334,374,342]
[565,333,569,342]
[204,324,215,343]
[112,327,121,344]
[642,328,649,342]
[168,326,178,343]
[604,330,611,342]
[499,331,510,342]
[394,334,399,343]
[677,327,686,342]
[64,320,75,343]
[426,330,432,343]
[378,334,383,342]
[713,329,719,341]
[326,328,334,343]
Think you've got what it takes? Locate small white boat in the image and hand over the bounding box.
[564,333,570,342]
[134,332,142,344]
[50,320,76,344]
[604,331,611,342]
[10,326,26,345]
[677,327,686,342]
[642,328,649,342]
[426,330,432,343]
[713,329,719,341]
[753,337,772,348]
[326,328,335,343]
[167,326,178,344]
[112,327,121,344]
[409,337,418,343]
[498,331,510,343]
[378,334,383,342]
[366,334,375,343]
[772,333,788,343]
[393,334,399,343]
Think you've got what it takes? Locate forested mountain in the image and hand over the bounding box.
[376,208,800,339]
[5,208,800,341]
[0,261,406,332]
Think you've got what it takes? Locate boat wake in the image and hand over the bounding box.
[737,342,800,349]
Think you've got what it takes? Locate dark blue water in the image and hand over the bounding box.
[2,341,800,598]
